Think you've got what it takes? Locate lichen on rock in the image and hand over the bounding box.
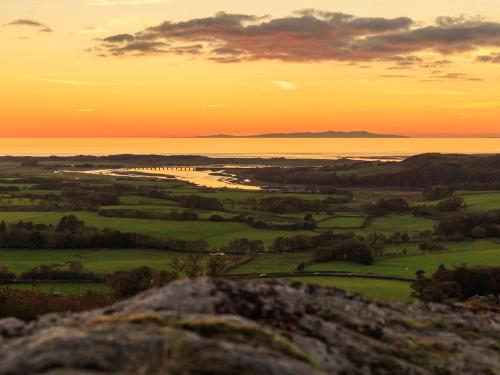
[0,278,499,374]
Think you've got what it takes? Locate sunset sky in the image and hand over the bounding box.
[1,0,500,137]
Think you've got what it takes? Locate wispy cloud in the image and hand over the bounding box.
[202,104,225,108]
[271,81,297,90]
[38,78,93,86]
[86,0,168,5]
[79,26,108,34]
[5,19,52,33]
[240,69,269,75]
[438,102,500,109]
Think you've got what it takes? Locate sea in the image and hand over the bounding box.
[0,138,499,158]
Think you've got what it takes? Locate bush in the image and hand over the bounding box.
[437,197,463,212]
[363,198,409,216]
[107,267,156,298]
[419,242,447,251]
[259,196,327,213]
[423,185,452,201]
[221,238,264,254]
[0,288,115,320]
[177,195,224,211]
[0,266,15,283]
[312,237,374,265]
[19,263,104,283]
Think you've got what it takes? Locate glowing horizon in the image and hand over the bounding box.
[1,1,500,137]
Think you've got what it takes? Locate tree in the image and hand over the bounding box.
[67,260,83,273]
[107,267,154,297]
[412,265,500,303]
[423,185,452,201]
[182,254,204,279]
[367,233,386,257]
[206,256,229,277]
[57,215,84,232]
[471,225,488,238]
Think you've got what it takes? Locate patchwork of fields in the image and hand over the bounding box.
[0,170,499,303]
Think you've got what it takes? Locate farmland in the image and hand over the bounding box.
[0,156,499,303]
[285,277,414,302]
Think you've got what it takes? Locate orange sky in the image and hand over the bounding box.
[1,0,499,137]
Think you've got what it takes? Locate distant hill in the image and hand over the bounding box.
[196,131,408,138]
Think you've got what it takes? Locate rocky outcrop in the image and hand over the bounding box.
[0,279,499,374]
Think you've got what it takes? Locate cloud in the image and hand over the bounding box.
[477,52,500,63]
[202,104,225,108]
[271,81,297,90]
[438,102,500,109]
[93,10,500,65]
[5,19,52,33]
[38,78,93,85]
[426,72,482,81]
[380,74,413,78]
[86,0,168,5]
[80,26,108,34]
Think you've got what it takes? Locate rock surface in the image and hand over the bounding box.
[0,278,499,374]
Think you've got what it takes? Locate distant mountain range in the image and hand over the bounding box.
[195,131,408,138]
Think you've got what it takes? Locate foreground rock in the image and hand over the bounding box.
[0,279,499,374]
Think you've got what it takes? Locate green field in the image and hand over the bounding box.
[119,195,178,206]
[284,277,413,302]
[307,248,500,278]
[335,164,400,177]
[0,165,498,304]
[229,252,311,274]
[317,215,366,229]
[0,197,42,206]
[0,249,193,274]
[0,183,34,189]
[0,211,316,248]
[456,191,500,212]
[362,214,436,235]
[2,282,111,295]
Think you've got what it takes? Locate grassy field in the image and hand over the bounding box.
[456,191,500,212]
[317,215,366,229]
[284,277,413,302]
[361,215,436,235]
[0,211,316,248]
[0,183,34,189]
[0,249,193,274]
[119,195,178,206]
[2,282,111,295]
[229,252,311,274]
[0,167,498,303]
[307,248,500,278]
[335,164,400,177]
[0,197,41,206]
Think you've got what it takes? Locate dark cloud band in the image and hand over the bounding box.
[94,11,500,64]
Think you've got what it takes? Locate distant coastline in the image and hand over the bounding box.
[194,131,408,139]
